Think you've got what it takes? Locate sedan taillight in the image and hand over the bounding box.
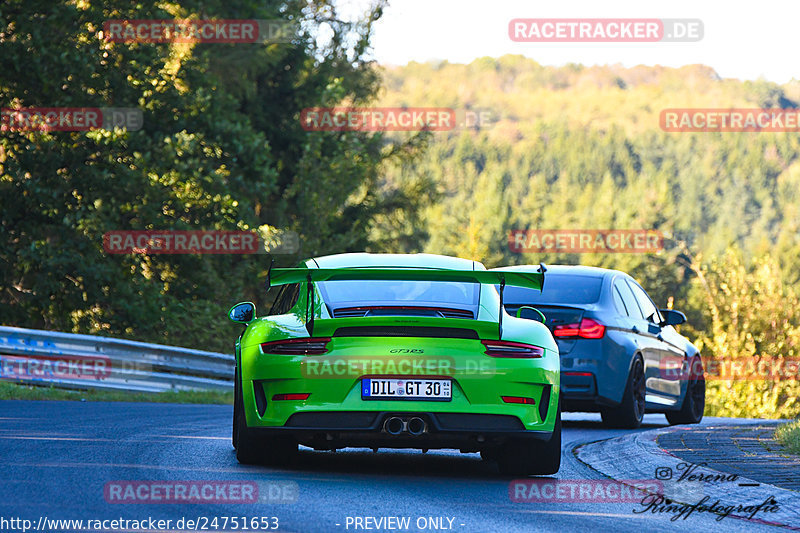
[260,338,331,355]
[553,318,605,339]
[482,340,544,358]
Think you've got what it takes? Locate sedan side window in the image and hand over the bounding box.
[615,279,644,320]
[627,281,661,323]
[612,285,629,316]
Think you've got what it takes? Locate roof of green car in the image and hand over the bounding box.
[308,253,484,271]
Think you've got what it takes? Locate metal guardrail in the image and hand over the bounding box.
[0,325,233,393]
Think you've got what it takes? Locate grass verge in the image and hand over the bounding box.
[775,419,800,455]
[0,380,232,404]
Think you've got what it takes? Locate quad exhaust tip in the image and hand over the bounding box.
[384,416,405,435]
[407,417,426,436]
[383,416,427,436]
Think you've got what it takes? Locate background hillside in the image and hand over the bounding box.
[372,57,800,418]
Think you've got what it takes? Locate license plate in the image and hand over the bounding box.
[361,378,452,401]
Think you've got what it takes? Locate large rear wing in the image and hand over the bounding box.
[267,267,544,291]
[265,266,545,339]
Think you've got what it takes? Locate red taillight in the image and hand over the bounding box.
[272,393,310,401]
[563,371,594,377]
[482,340,544,358]
[553,318,605,339]
[502,396,536,405]
[260,338,331,355]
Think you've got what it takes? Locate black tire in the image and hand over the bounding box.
[480,448,499,462]
[232,367,240,449]
[234,386,296,466]
[601,356,645,429]
[497,401,561,476]
[666,357,705,425]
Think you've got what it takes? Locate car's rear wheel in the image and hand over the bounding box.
[601,356,645,429]
[666,357,705,425]
[232,367,240,449]
[496,401,561,476]
[234,384,296,466]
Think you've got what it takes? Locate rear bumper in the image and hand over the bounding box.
[247,410,554,450]
[560,372,620,411]
[561,371,598,397]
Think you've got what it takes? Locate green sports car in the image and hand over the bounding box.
[229,253,561,475]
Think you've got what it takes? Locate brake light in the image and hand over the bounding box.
[563,371,594,377]
[553,318,605,339]
[260,338,331,355]
[482,340,544,358]
[272,393,310,401]
[502,396,536,405]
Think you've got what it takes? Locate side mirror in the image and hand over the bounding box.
[516,306,546,323]
[228,302,256,324]
[659,309,686,327]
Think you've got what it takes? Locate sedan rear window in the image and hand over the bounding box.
[502,274,603,305]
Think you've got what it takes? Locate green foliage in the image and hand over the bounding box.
[0,381,232,404]
[0,0,429,352]
[775,419,800,455]
[684,251,800,419]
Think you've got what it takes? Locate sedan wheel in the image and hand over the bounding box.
[666,357,705,425]
[601,357,645,429]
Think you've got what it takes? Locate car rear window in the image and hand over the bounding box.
[317,280,480,310]
[502,274,603,305]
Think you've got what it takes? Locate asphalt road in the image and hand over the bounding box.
[0,401,786,533]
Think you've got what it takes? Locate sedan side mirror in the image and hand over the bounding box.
[659,309,686,327]
[229,302,256,324]
[516,306,546,323]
